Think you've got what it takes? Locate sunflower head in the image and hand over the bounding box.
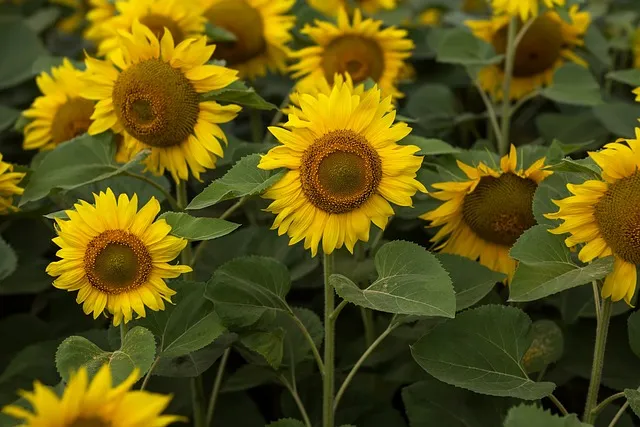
[2,364,185,426]
[46,188,192,325]
[490,0,566,21]
[307,0,397,16]
[84,0,117,42]
[0,154,26,215]
[259,77,426,256]
[421,145,552,279]
[546,129,640,304]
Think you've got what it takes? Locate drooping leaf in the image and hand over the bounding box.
[158,212,240,241]
[201,81,277,110]
[503,404,588,427]
[542,63,603,106]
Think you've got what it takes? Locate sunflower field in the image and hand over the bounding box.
[4,0,640,426]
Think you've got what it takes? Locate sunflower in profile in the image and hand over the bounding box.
[0,154,26,215]
[84,0,118,43]
[466,5,590,100]
[96,0,205,58]
[2,365,184,426]
[421,146,552,279]
[491,0,565,21]
[82,21,240,182]
[259,79,426,256]
[22,59,95,151]
[291,8,413,99]
[546,131,640,304]
[201,0,295,80]
[307,0,396,16]
[46,189,192,325]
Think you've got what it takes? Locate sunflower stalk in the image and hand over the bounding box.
[583,298,613,423]
[205,348,231,426]
[322,252,336,427]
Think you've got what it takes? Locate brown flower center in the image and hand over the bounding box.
[492,14,564,77]
[300,130,382,214]
[84,229,152,294]
[139,14,185,44]
[594,171,640,265]
[462,173,538,246]
[112,59,199,148]
[51,97,94,144]
[205,0,266,65]
[322,35,385,85]
[68,417,110,427]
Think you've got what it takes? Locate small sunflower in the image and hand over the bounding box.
[546,131,640,305]
[307,0,397,16]
[84,0,118,43]
[50,0,88,33]
[490,0,565,21]
[421,146,552,279]
[201,0,295,80]
[46,189,192,325]
[96,0,206,58]
[258,79,426,256]
[0,154,26,215]
[291,8,413,99]
[82,21,241,182]
[2,365,184,426]
[418,9,442,26]
[467,6,590,100]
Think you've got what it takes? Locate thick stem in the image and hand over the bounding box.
[592,392,626,418]
[250,109,263,143]
[119,322,128,345]
[608,402,630,427]
[322,252,336,427]
[584,298,613,423]
[498,16,517,156]
[592,280,601,323]
[205,348,231,426]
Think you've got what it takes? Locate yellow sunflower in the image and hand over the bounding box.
[84,0,118,43]
[0,154,26,215]
[2,365,184,426]
[466,5,590,100]
[421,145,552,279]
[291,9,413,99]
[418,9,442,26]
[82,21,241,182]
[46,188,192,325]
[96,0,206,58]
[50,0,88,33]
[258,78,426,256]
[23,59,95,151]
[201,0,295,80]
[307,0,397,16]
[546,131,640,305]
[491,0,566,21]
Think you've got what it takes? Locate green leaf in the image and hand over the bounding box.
[503,404,588,426]
[593,102,640,138]
[509,225,613,302]
[24,7,60,33]
[533,171,595,227]
[436,254,505,312]
[624,389,640,419]
[626,310,640,360]
[222,364,277,392]
[158,212,240,241]
[0,16,48,90]
[0,105,19,133]
[240,329,285,370]
[331,241,455,318]
[205,256,292,327]
[405,84,458,132]
[606,69,640,87]
[266,419,306,427]
[547,158,601,178]
[411,305,556,400]
[187,154,285,210]
[20,133,149,206]
[280,307,323,365]
[153,334,237,377]
[201,80,277,110]
[522,320,564,374]
[204,22,237,42]
[0,237,17,282]
[436,28,503,65]
[55,326,156,384]
[399,135,461,156]
[542,63,603,106]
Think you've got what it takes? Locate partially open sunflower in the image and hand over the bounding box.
[290,8,413,99]
[308,0,396,16]
[546,130,640,305]
[23,59,95,151]
[0,154,25,215]
[82,21,241,182]
[201,0,295,80]
[490,0,565,21]
[46,189,192,325]
[467,5,590,100]
[259,78,426,256]
[421,146,552,279]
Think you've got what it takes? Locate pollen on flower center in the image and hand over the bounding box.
[322,35,385,84]
[492,15,564,77]
[462,173,538,246]
[68,416,111,427]
[84,229,152,294]
[139,14,185,44]
[594,171,640,265]
[51,97,94,144]
[112,59,199,148]
[205,0,266,65]
[300,130,382,214]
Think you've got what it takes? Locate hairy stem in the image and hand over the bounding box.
[323,252,336,427]
[584,298,613,423]
[205,348,231,426]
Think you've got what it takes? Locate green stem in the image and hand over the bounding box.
[498,16,517,156]
[547,394,569,416]
[471,77,502,148]
[280,375,313,427]
[205,348,231,426]
[592,392,626,418]
[584,298,613,423]
[592,280,601,324]
[176,180,193,274]
[140,356,160,390]
[250,109,263,143]
[191,377,206,427]
[291,312,325,376]
[323,252,336,427]
[608,402,630,427]
[330,300,348,322]
[123,171,180,211]
[119,322,128,344]
[360,308,376,348]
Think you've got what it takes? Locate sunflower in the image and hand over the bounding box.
[84,0,118,43]
[418,9,442,26]
[2,365,184,426]
[82,21,241,182]
[291,9,413,99]
[22,59,95,151]
[420,145,552,279]
[96,0,205,58]
[258,78,426,256]
[307,0,397,16]
[490,0,565,21]
[50,0,88,33]
[201,0,295,80]
[46,189,192,325]
[0,154,26,215]
[545,131,640,304]
[466,5,590,100]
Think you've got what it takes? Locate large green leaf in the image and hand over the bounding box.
[331,241,455,317]
[542,63,603,106]
[0,16,47,90]
[399,135,460,156]
[411,305,555,400]
[0,237,17,282]
[593,102,640,138]
[436,28,502,65]
[503,404,588,426]
[239,329,285,370]
[153,334,237,378]
[158,212,240,241]
[201,81,277,110]
[522,320,564,374]
[624,389,640,419]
